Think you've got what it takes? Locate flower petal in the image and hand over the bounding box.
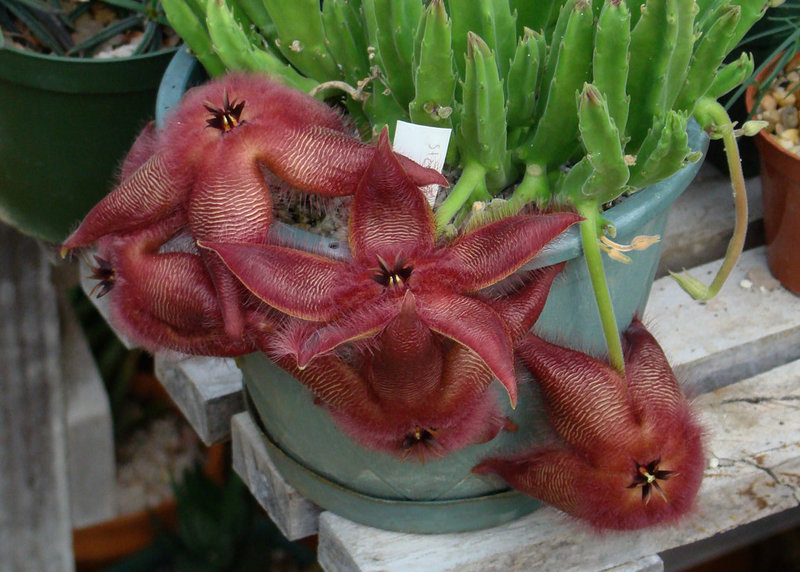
[62,151,189,250]
[274,354,384,424]
[416,292,518,406]
[517,334,639,454]
[199,241,380,321]
[425,212,581,292]
[487,263,566,344]
[473,448,588,517]
[623,319,691,424]
[348,129,438,266]
[296,297,400,367]
[363,292,444,407]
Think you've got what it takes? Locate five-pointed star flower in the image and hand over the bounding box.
[268,263,567,459]
[202,129,581,406]
[474,319,706,530]
[63,74,440,339]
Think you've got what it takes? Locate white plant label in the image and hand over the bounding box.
[392,120,451,207]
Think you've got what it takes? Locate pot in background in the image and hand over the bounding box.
[745,55,800,296]
[0,45,177,244]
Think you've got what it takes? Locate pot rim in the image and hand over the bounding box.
[0,43,179,93]
[0,43,177,64]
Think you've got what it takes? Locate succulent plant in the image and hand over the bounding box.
[163,0,767,373]
[62,0,779,531]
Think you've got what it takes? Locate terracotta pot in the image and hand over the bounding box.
[72,434,227,570]
[745,55,800,296]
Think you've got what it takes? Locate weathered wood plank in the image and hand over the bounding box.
[154,355,243,445]
[0,226,74,571]
[231,412,321,540]
[59,293,116,528]
[316,358,800,571]
[645,246,800,395]
[605,555,663,572]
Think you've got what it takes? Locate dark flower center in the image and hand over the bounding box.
[371,254,413,290]
[627,458,677,504]
[402,424,443,449]
[204,91,245,132]
[87,255,115,298]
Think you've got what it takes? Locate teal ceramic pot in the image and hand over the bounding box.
[0,45,177,243]
[158,51,709,533]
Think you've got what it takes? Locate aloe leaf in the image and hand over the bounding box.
[457,32,509,191]
[707,52,755,100]
[450,0,516,80]
[510,0,564,37]
[260,0,340,81]
[322,0,371,87]
[571,83,629,205]
[162,0,225,76]
[361,0,420,110]
[674,4,741,113]
[506,28,543,142]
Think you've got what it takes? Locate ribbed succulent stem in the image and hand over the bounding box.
[510,165,550,206]
[435,161,487,230]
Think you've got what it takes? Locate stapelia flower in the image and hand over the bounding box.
[271,263,567,460]
[203,130,581,405]
[62,74,437,339]
[88,212,278,357]
[474,319,705,530]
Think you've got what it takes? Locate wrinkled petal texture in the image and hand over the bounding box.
[478,321,705,530]
[363,292,444,409]
[95,220,272,357]
[348,130,437,266]
[518,334,640,453]
[427,212,581,292]
[417,291,517,406]
[200,241,381,321]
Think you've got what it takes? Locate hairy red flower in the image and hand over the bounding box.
[268,263,566,460]
[62,74,436,339]
[203,130,580,405]
[90,213,278,357]
[474,319,705,530]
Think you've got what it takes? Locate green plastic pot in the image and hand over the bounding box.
[0,45,178,244]
[158,51,709,533]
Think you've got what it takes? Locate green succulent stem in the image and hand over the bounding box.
[510,164,550,206]
[435,161,487,229]
[670,97,749,300]
[577,202,625,375]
